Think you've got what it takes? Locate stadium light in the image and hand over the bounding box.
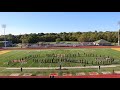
[1,24,6,48]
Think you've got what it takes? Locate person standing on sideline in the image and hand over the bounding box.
[21,67,22,72]
[99,66,100,70]
[113,69,114,74]
[60,64,61,70]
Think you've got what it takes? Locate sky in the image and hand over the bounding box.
[0,12,120,35]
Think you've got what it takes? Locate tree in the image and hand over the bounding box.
[0,31,119,44]
[0,42,4,47]
[20,34,29,45]
[56,38,61,43]
[7,34,13,41]
[78,35,84,42]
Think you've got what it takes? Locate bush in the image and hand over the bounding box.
[56,38,61,43]
[0,42,4,47]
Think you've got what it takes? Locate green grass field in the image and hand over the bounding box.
[1,48,120,76]
[0,48,120,67]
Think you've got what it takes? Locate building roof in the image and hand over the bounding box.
[94,39,111,44]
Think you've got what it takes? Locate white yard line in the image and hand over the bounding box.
[28,62,34,67]
[39,62,42,67]
[18,63,23,67]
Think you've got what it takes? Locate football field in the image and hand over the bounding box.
[0,48,120,76]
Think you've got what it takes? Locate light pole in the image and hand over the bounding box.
[1,24,6,48]
[118,22,120,46]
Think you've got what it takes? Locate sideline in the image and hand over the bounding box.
[6,65,120,70]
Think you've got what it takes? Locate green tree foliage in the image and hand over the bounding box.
[0,31,119,44]
[20,34,29,44]
[0,42,4,47]
[56,38,61,43]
